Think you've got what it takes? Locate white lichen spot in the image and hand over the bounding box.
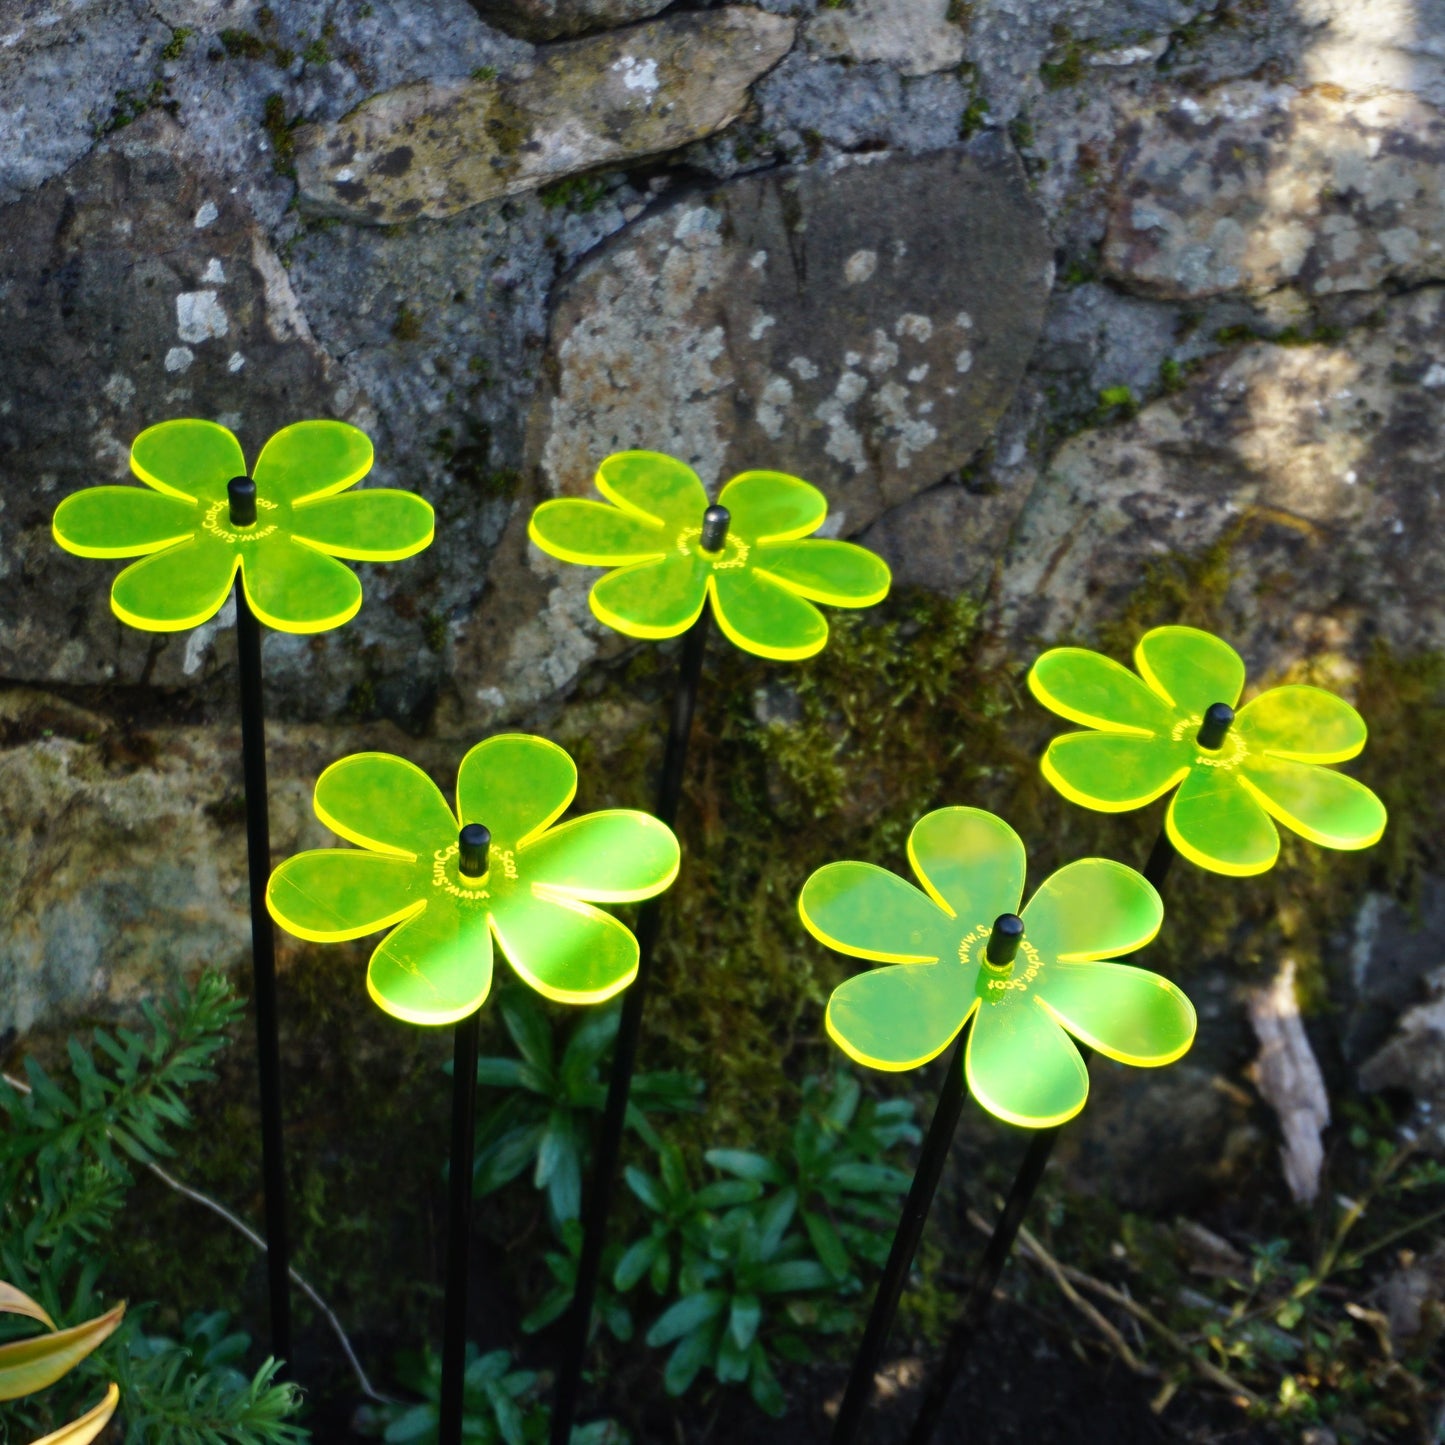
[193,200,218,229]
[817,510,846,538]
[1423,362,1445,388]
[907,364,929,382]
[477,686,507,709]
[877,381,938,468]
[756,375,793,440]
[749,250,769,271]
[814,397,865,470]
[866,329,898,375]
[102,373,135,407]
[895,313,933,341]
[954,310,974,330]
[1343,470,1357,485]
[202,258,226,284]
[748,312,776,341]
[335,167,355,183]
[843,350,862,367]
[834,370,867,404]
[612,54,660,100]
[182,594,235,676]
[955,348,974,374]
[227,352,246,373]
[164,346,194,373]
[843,249,877,284]
[176,291,229,344]
[788,356,819,380]
[673,206,718,242]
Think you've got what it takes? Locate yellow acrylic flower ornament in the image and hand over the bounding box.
[52,418,434,633]
[266,735,680,1025]
[1029,626,1387,876]
[800,809,1195,1128]
[527,451,891,660]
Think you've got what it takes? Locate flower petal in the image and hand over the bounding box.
[130,419,245,502]
[1021,859,1162,962]
[521,810,679,903]
[590,556,708,639]
[800,862,952,963]
[1027,648,1175,735]
[1166,766,1279,876]
[110,538,237,631]
[754,539,891,609]
[240,535,362,633]
[267,849,423,940]
[252,420,373,505]
[1035,960,1196,1066]
[596,451,709,527]
[314,752,457,857]
[1235,685,1367,763]
[719,472,827,543]
[906,808,1026,922]
[367,900,493,1026]
[291,489,435,561]
[528,499,667,566]
[456,734,577,848]
[1239,756,1387,851]
[825,964,973,1071]
[711,568,828,660]
[490,892,638,1004]
[1041,732,1189,813]
[966,998,1089,1128]
[1134,626,1245,716]
[53,487,198,559]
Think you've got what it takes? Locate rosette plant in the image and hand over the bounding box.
[52,418,433,632]
[266,734,680,1022]
[528,450,891,660]
[1028,625,1387,876]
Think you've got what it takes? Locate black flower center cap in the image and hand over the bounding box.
[228,476,257,528]
[1196,701,1235,751]
[699,504,730,555]
[458,823,492,884]
[985,913,1025,969]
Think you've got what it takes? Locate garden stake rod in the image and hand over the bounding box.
[549,511,726,1445]
[830,913,1026,1445]
[901,704,1232,1445]
[231,475,293,1370]
[440,824,491,1445]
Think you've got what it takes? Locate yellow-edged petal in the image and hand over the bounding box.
[826,965,975,1072]
[595,451,709,528]
[754,539,891,609]
[719,471,828,543]
[291,489,435,561]
[110,538,237,632]
[266,849,424,942]
[528,498,667,566]
[1027,648,1175,735]
[590,555,707,639]
[490,891,638,1005]
[966,999,1089,1129]
[905,807,1026,922]
[53,487,197,559]
[240,535,361,633]
[710,568,828,660]
[1040,731,1190,813]
[1166,766,1279,876]
[1035,960,1196,1067]
[1236,685,1367,763]
[520,811,679,903]
[1134,626,1245,716]
[314,752,457,857]
[252,420,373,505]
[130,419,244,502]
[1021,859,1162,963]
[800,861,951,963]
[1239,755,1387,851]
[366,900,493,1026]
[456,735,577,848]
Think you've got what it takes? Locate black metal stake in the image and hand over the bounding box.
[438,827,491,1445]
[548,508,727,1445]
[902,702,1235,1444]
[830,914,1024,1445]
[230,476,291,1370]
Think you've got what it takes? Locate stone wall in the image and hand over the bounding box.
[3,0,1443,1149]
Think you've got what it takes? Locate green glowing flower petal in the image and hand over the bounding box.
[490,892,638,1005]
[825,964,972,1071]
[290,489,435,561]
[1027,648,1175,735]
[590,555,707,639]
[52,487,197,559]
[905,808,1026,921]
[1236,685,1367,763]
[966,998,1089,1128]
[596,451,709,527]
[1021,859,1162,962]
[456,734,577,848]
[251,420,373,505]
[1036,961,1196,1066]
[1166,766,1279,876]
[266,849,423,940]
[1240,755,1387,851]
[755,539,891,608]
[1134,626,1245,715]
[711,567,828,660]
[110,537,237,631]
[240,535,362,634]
[528,498,667,567]
[130,419,245,502]
[366,900,494,1026]
[719,471,828,543]
[800,862,951,963]
[314,752,457,857]
[520,810,679,903]
[1040,732,1189,813]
